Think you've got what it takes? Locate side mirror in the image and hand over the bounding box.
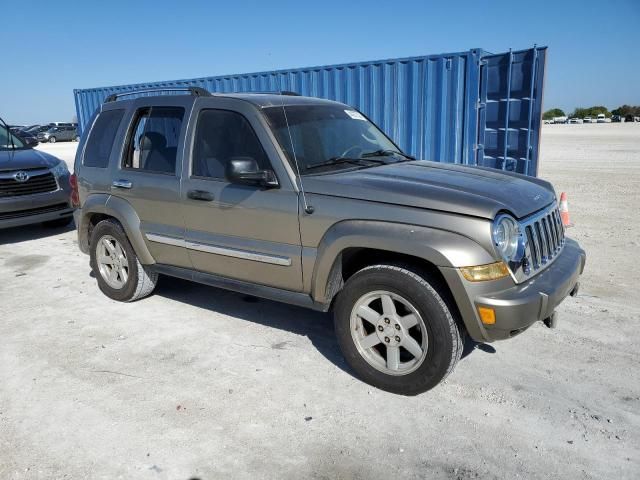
[226,157,278,188]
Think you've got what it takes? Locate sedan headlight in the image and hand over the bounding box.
[51,161,69,178]
[492,214,521,262]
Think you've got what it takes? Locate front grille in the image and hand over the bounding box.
[522,205,565,273]
[0,171,58,198]
[0,203,69,220]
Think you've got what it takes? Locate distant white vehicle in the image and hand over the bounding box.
[568,118,583,124]
[583,116,594,123]
[596,113,607,123]
[553,116,568,124]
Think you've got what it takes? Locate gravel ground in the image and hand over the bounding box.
[1,124,639,479]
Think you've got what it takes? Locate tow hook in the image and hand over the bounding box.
[570,282,580,297]
[543,312,558,329]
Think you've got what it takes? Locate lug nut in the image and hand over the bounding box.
[384,337,390,343]
[384,318,390,324]
[395,324,400,330]
[377,325,384,332]
[395,336,401,342]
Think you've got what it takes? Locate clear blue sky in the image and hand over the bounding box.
[1,0,638,124]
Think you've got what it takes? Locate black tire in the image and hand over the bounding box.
[49,136,56,143]
[42,217,73,228]
[334,264,463,395]
[89,219,158,302]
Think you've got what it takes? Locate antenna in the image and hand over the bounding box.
[278,87,314,214]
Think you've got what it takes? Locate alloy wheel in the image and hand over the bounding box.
[350,290,428,375]
[96,235,129,289]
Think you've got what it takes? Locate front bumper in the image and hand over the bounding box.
[441,238,586,342]
[0,175,74,229]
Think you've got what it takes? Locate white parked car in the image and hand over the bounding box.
[553,116,568,124]
[568,118,583,124]
[583,116,594,123]
[596,114,607,123]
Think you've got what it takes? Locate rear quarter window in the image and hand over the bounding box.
[83,109,124,168]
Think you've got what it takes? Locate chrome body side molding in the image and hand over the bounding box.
[146,233,292,266]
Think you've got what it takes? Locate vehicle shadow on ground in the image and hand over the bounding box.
[0,222,74,245]
[153,277,494,377]
[154,277,351,374]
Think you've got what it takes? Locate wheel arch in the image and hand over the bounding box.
[77,194,155,264]
[310,220,495,307]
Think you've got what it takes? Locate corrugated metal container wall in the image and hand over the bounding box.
[74,46,546,176]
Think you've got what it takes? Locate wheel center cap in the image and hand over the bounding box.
[377,317,402,346]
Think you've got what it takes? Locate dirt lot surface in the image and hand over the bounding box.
[1,125,639,479]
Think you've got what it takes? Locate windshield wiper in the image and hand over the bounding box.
[305,156,386,172]
[361,149,415,160]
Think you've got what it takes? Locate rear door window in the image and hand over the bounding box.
[123,107,184,174]
[83,109,124,168]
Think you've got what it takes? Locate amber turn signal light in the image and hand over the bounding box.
[477,306,496,325]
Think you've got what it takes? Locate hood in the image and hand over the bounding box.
[0,148,61,172]
[303,160,556,220]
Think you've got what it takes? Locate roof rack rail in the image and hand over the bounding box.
[104,87,211,103]
[219,90,301,96]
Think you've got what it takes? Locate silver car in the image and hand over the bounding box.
[74,88,586,395]
[37,125,79,143]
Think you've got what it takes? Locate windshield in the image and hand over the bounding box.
[0,123,27,150]
[263,104,404,174]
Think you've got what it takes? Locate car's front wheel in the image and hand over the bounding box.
[48,136,56,143]
[334,264,463,395]
[89,219,158,302]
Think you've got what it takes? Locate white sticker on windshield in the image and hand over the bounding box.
[344,109,366,121]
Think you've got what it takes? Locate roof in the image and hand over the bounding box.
[103,88,345,109]
[216,93,344,108]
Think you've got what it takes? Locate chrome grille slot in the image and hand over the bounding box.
[515,203,566,282]
[535,221,547,262]
[0,171,58,198]
[525,225,539,268]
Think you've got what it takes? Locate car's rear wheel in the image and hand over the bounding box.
[334,264,463,395]
[74,135,80,141]
[49,136,56,143]
[89,219,158,302]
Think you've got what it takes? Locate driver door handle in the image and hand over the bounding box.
[187,189,214,201]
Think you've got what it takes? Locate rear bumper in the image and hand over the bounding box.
[0,178,74,229]
[441,238,586,342]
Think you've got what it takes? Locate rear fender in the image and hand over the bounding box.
[76,194,155,264]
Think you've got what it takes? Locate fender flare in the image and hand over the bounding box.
[310,220,495,304]
[77,194,155,265]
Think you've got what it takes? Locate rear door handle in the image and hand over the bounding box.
[187,189,214,201]
[112,179,132,189]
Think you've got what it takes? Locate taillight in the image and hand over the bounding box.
[70,173,80,207]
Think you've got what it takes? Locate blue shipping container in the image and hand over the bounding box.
[74,46,546,176]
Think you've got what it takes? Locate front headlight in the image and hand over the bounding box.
[51,161,69,178]
[492,214,520,262]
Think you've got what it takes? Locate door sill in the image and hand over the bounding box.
[150,264,329,312]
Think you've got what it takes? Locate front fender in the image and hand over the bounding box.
[76,194,155,265]
[310,220,495,304]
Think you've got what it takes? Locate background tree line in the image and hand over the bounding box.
[543,105,640,120]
